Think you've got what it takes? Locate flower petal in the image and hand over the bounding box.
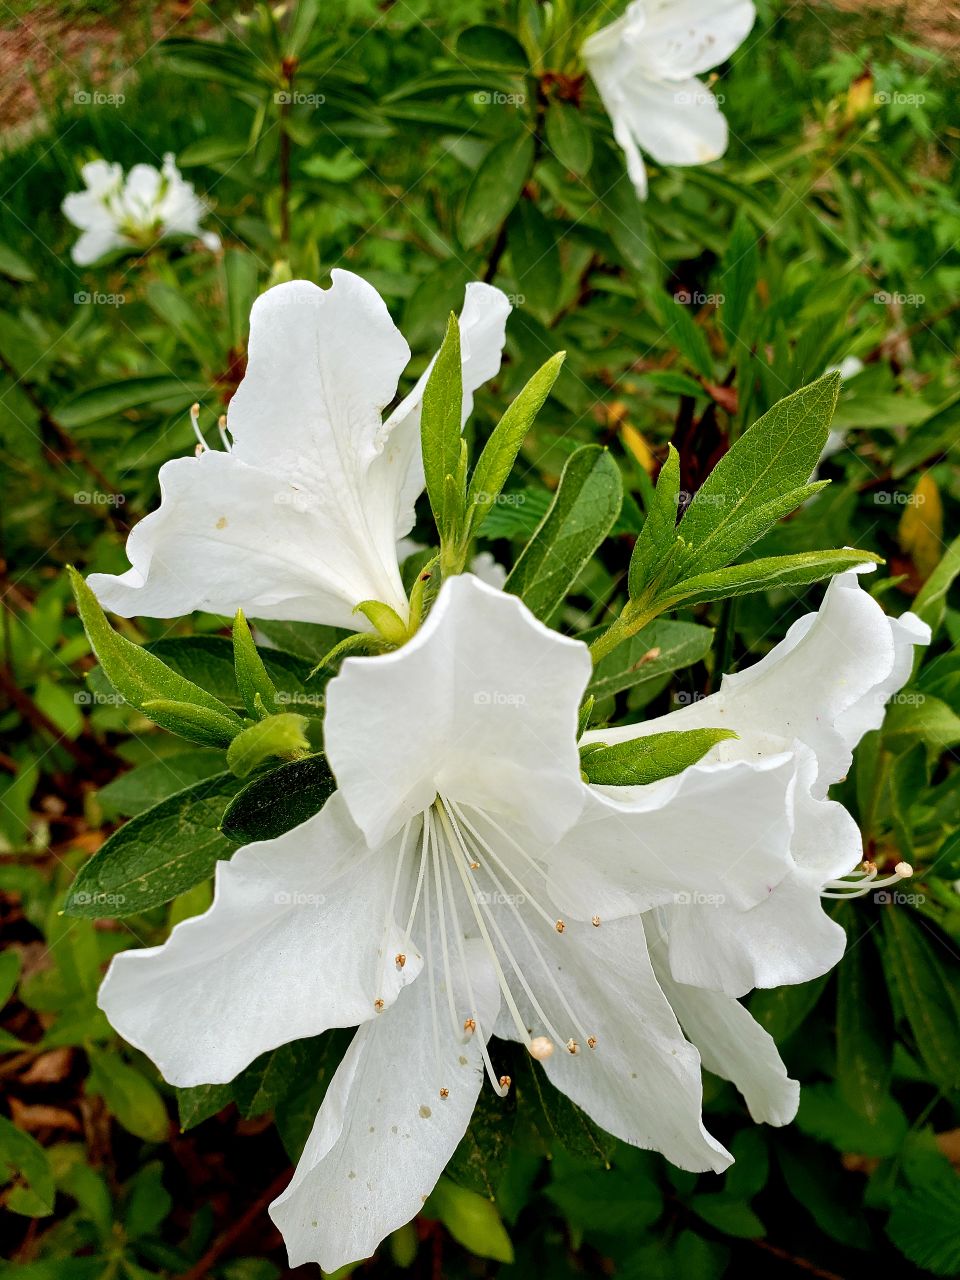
[620,76,729,165]
[325,574,591,849]
[647,916,798,1126]
[98,793,422,1087]
[663,866,846,998]
[88,450,399,630]
[546,755,798,918]
[583,570,931,796]
[637,0,756,79]
[270,936,500,1271]
[494,910,731,1173]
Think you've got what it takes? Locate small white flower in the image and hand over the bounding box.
[581,568,931,996]
[582,0,756,198]
[88,272,511,631]
[63,153,220,265]
[97,574,806,1270]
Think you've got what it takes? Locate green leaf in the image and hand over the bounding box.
[836,922,894,1127]
[677,374,842,574]
[86,1049,169,1142]
[459,133,535,248]
[176,1082,234,1132]
[220,755,337,844]
[226,713,309,778]
[749,973,830,1041]
[545,1166,662,1236]
[587,619,714,700]
[425,1178,514,1263]
[0,1114,55,1217]
[420,313,464,537]
[662,548,881,609]
[795,1081,907,1157]
[0,242,36,283]
[628,444,681,598]
[884,909,960,1091]
[97,749,226,819]
[457,24,529,71]
[719,211,759,344]
[658,294,714,380]
[517,1054,612,1167]
[233,611,279,719]
[0,949,21,1008]
[505,446,622,621]
[912,533,960,639]
[581,728,736,786]
[888,1134,960,1275]
[467,351,564,536]
[64,773,243,918]
[545,101,592,175]
[689,1195,764,1239]
[446,1080,516,1199]
[507,202,560,319]
[224,249,260,352]
[69,569,242,747]
[274,1031,353,1161]
[54,377,204,428]
[143,636,323,716]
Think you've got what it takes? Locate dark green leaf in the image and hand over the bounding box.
[220,755,336,844]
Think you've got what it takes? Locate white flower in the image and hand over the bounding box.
[97,574,804,1271]
[583,0,756,198]
[581,568,931,997]
[88,272,511,631]
[63,153,220,265]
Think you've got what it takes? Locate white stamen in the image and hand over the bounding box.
[428,809,465,1044]
[821,860,914,899]
[374,819,412,1004]
[217,413,232,452]
[190,402,210,452]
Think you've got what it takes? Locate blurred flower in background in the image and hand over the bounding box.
[62,152,220,265]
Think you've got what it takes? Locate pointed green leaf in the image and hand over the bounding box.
[505,445,622,621]
[581,728,736,786]
[459,133,535,248]
[587,620,714,700]
[220,755,337,844]
[467,351,565,536]
[677,374,841,569]
[628,444,681,597]
[421,313,464,536]
[233,610,279,719]
[63,773,243,917]
[662,548,881,609]
[68,568,242,746]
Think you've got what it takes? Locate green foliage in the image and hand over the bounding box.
[2,0,959,1277]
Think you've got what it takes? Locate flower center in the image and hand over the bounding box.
[373,797,598,1099]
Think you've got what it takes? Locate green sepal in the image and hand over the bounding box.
[353,599,409,646]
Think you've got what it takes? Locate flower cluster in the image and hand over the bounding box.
[62,153,220,266]
[84,273,928,1272]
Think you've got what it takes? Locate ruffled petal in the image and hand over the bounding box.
[325,574,591,848]
[88,450,399,630]
[98,793,421,1087]
[493,909,731,1173]
[647,916,798,1126]
[545,755,797,918]
[270,936,499,1271]
[637,0,756,79]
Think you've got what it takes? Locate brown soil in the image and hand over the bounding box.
[810,0,960,53]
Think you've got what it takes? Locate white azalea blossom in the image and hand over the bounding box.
[98,574,808,1271]
[583,0,756,198]
[88,272,511,631]
[62,153,220,265]
[582,568,931,997]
